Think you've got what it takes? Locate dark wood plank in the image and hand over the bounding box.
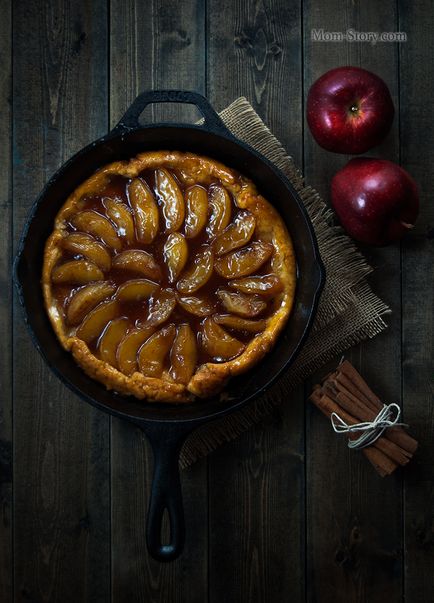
[109,1,208,600]
[207,1,305,601]
[303,2,404,601]
[0,0,12,600]
[110,0,205,125]
[12,3,110,601]
[398,2,434,601]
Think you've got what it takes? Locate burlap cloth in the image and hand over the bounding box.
[179,98,390,469]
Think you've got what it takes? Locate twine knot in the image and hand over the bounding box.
[331,403,408,450]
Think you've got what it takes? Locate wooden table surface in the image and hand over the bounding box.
[2,1,433,601]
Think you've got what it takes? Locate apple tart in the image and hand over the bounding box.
[42,151,296,403]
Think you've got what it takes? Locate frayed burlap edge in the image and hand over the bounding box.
[179,98,390,469]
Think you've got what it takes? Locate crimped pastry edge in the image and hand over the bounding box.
[42,150,296,403]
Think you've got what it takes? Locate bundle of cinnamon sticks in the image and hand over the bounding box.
[309,360,418,476]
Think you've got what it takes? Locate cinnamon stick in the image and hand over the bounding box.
[309,390,399,475]
[309,360,418,476]
[321,387,412,464]
[334,372,380,412]
[332,386,417,455]
[363,447,397,478]
[339,360,382,408]
[330,370,418,454]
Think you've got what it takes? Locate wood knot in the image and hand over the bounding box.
[334,547,351,567]
[72,20,86,56]
[234,30,282,61]
[350,525,361,544]
[269,42,282,57]
[234,33,252,50]
[177,29,191,47]
[415,522,434,549]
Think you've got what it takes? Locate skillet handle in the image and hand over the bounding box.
[140,425,190,562]
[112,90,232,137]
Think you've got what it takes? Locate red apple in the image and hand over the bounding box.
[331,158,419,246]
[307,66,394,154]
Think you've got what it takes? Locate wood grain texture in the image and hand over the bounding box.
[303,2,403,601]
[4,2,434,601]
[398,2,434,601]
[12,2,110,602]
[0,0,12,600]
[110,0,206,126]
[109,1,208,601]
[207,1,305,600]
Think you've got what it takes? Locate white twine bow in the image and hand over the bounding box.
[331,403,408,450]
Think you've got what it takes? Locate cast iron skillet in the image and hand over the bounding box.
[14,90,325,562]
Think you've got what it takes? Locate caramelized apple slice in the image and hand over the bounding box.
[116,279,158,302]
[98,317,129,367]
[163,233,188,282]
[206,184,231,237]
[67,282,116,325]
[112,250,161,280]
[214,314,267,333]
[175,168,195,187]
[52,259,104,284]
[147,289,177,327]
[214,241,274,278]
[200,317,245,361]
[217,289,267,318]
[117,326,156,376]
[138,325,176,378]
[177,294,213,317]
[154,168,185,232]
[177,246,214,294]
[170,324,197,384]
[61,233,112,271]
[76,299,119,344]
[213,211,256,256]
[229,274,282,297]
[71,210,122,250]
[103,199,135,244]
[128,178,159,244]
[184,185,208,238]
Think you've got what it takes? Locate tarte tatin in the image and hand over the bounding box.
[42,151,296,403]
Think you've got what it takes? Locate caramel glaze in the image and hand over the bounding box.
[52,170,275,369]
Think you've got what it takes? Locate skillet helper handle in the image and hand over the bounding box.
[144,428,187,561]
[113,89,232,137]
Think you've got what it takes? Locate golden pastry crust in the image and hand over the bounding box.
[42,151,296,403]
